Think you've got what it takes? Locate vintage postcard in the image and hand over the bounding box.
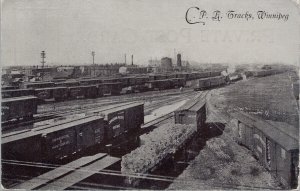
[1,0,299,190]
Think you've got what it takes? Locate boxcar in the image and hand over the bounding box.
[2,96,38,122]
[1,89,35,98]
[194,76,226,90]
[175,98,206,132]
[68,86,84,99]
[101,78,121,83]
[2,131,43,162]
[35,88,52,100]
[93,102,144,139]
[68,85,97,99]
[135,76,149,85]
[149,74,167,81]
[102,82,122,96]
[39,116,104,161]
[21,82,55,89]
[82,85,98,98]
[52,87,69,101]
[232,112,299,189]
[210,71,222,77]
[146,79,172,90]
[198,72,211,79]
[1,116,105,162]
[171,78,186,88]
[79,78,102,86]
[120,77,132,87]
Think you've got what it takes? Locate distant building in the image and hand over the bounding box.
[90,63,125,77]
[119,65,148,74]
[161,57,173,72]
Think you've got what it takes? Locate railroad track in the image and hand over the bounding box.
[2,90,210,189]
[2,90,197,133]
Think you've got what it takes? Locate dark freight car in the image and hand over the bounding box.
[2,132,43,162]
[1,89,35,98]
[39,116,104,161]
[35,88,53,100]
[55,81,80,87]
[52,87,69,101]
[194,76,226,90]
[102,82,122,95]
[1,116,105,162]
[2,96,38,122]
[20,82,55,89]
[79,78,102,86]
[232,112,299,189]
[68,85,98,99]
[89,102,144,139]
[35,87,69,101]
[171,78,186,88]
[175,98,206,132]
[146,79,172,90]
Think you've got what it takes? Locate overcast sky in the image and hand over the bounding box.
[1,0,299,66]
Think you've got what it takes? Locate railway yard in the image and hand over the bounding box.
[1,69,299,190]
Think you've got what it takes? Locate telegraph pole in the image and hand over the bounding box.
[91,51,95,77]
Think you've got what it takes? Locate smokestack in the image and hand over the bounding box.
[131,55,133,65]
[177,53,182,67]
[125,54,127,65]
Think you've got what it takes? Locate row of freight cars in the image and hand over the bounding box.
[1,71,222,102]
[192,69,285,91]
[232,112,299,189]
[2,102,144,162]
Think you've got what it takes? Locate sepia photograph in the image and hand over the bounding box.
[1,0,299,190]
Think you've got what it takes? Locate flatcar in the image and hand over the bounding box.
[1,89,35,98]
[2,96,38,122]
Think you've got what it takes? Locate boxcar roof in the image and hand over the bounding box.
[2,95,37,102]
[198,76,224,81]
[2,89,33,92]
[97,102,143,120]
[176,98,205,112]
[35,87,67,90]
[232,112,299,151]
